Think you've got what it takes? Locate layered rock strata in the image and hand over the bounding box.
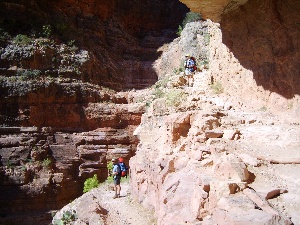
[0,0,189,90]
[179,0,300,117]
[130,72,300,225]
[0,77,145,224]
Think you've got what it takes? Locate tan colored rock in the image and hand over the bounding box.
[214,154,250,182]
[223,129,240,140]
[205,129,223,138]
[209,180,247,210]
[179,0,249,22]
[243,188,279,215]
[256,188,288,200]
[212,207,289,225]
[200,158,214,167]
[238,153,259,167]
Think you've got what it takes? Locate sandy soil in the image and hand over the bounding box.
[93,181,157,225]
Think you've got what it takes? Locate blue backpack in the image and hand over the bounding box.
[119,162,128,177]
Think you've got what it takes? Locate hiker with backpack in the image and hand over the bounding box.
[111,158,121,199]
[184,54,197,87]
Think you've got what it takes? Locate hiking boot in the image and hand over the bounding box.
[113,195,118,199]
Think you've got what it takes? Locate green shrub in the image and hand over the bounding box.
[83,174,99,193]
[42,24,52,38]
[107,161,113,172]
[42,158,52,168]
[259,106,267,112]
[176,25,183,36]
[173,67,184,74]
[13,34,32,45]
[17,69,41,80]
[166,89,187,107]
[204,32,210,46]
[182,12,202,27]
[0,28,11,43]
[177,12,202,36]
[153,88,164,99]
[211,82,224,94]
[52,210,77,225]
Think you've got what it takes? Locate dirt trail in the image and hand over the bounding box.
[93,181,156,225]
[52,180,157,225]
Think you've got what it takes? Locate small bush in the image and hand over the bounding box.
[182,12,202,27]
[13,34,32,45]
[53,210,77,225]
[204,32,210,46]
[83,174,99,193]
[0,28,11,43]
[107,161,113,172]
[211,82,224,94]
[173,67,184,74]
[153,88,164,99]
[176,25,183,36]
[42,158,52,168]
[166,89,187,107]
[259,106,267,112]
[42,24,51,38]
[17,69,41,79]
[177,12,202,36]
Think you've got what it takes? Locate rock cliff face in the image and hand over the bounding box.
[0,79,145,224]
[180,0,300,117]
[0,1,189,223]
[0,0,188,90]
[180,0,249,22]
[129,0,300,224]
[130,46,300,225]
[1,0,300,224]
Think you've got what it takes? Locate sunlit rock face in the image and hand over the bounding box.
[179,0,249,22]
[180,0,300,117]
[0,1,189,224]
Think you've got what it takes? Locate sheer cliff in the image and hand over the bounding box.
[180,0,300,116]
[0,0,300,225]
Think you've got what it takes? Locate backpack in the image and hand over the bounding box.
[119,162,128,177]
[191,57,197,71]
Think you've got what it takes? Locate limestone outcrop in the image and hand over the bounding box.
[1,0,300,224]
[130,71,300,224]
[0,78,145,224]
[178,0,300,117]
[179,0,249,22]
[0,0,189,90]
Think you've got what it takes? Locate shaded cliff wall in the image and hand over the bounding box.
[0,1,189,223]
[180,0,300,116]
[0,0,189,90]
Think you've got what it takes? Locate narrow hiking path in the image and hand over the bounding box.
[93,181,157,225]
[52,180,157,225]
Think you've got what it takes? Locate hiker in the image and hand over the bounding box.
[111,158,121,198]
[184,54,196,87]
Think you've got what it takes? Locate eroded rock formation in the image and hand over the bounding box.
[179,0,249,22]
[180,0,300,117]
[1,0,300,224]
[130,69,300,225]
[0,0,189,90]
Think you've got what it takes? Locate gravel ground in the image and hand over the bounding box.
[52,180,157,225]
[94,181,157,225]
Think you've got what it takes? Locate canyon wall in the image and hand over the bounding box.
[180,0,300,117]
[0,1,189,223]
[0,78,145,224]
[0,0,188,90]
[129,0,300,224]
